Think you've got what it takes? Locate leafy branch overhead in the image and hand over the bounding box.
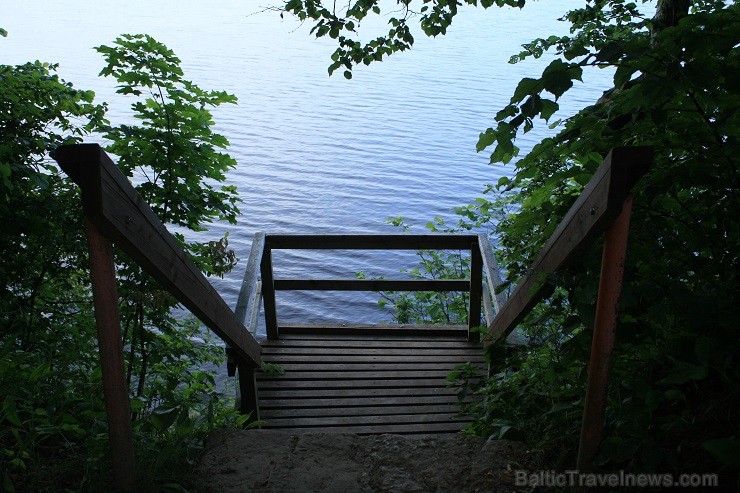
[280,1,738,170]
[281,0,525,79]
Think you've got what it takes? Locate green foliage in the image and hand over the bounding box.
[0,51,107,492]
[289,0,739,477]
[96,33,240,244]
[1,32,248,491]
[280,0,526,75]
[476,2,739,473]
[367,216,473,325]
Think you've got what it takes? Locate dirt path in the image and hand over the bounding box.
[190,430,529,493]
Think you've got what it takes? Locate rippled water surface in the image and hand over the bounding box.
[5,0,612,332]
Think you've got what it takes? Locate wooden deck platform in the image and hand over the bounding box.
[256,326,485,434]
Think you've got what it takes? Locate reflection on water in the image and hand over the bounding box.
[4,0,612,333]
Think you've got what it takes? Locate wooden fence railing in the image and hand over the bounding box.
[57,142,651,487]
[55,144,262,492]
[482,146,653,472]
[237,233,507,342]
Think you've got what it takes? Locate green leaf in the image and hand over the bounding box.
[511,77,540,103]
[541,59,581,99]
[613,65,637,89]
[476,128,496,152]
[660,362,707,385]
[595,41,623,63]
[663,389,685,401]
[150,405,180,431]
[539,99,559,121]
[343,70,353,80]
[702,438,740,467]
[2,397,22,426]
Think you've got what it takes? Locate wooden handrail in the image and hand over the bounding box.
[273,279,470,291]
[55,144,264,489]
[255,233,501,341]
[235,232,265,336]
[55,144,262,368]
[483,147,653,348]
[476,146,652,472]
[265,234,479,250]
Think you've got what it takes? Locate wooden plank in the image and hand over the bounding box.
[260,246,278,339]
[268,332,468,340]
[255,329,480,435]
[259,395,473,409]
[273,278,469,292]
[257,370,455,380]
[478,233,507,314]
[483,147,652,347]
[468,239,482,339]
[481,283,496,328]
[259,386,457,400]
[270,329,469,339]
[234,232,264,335]
[246,281,261,337]
[54,144,261,368]
[262,412,468,429]
[260,347,483,356]
[273,362,482,371]
[278,324,468,337]
[256,378,461,390]
[259,386,459,399]
[265,234,478,250]
[260,339,482,349]
[264,422,467,434]
[261,404,461,419]
[263,354,483,364]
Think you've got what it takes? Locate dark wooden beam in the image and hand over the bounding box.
[84,218,136,493]
[278,323,468,337]
[260,246,279,340]
[273,278,469,292]
[54,144,262,368]
[265,234,478,250]
[236,362,260,423]
[483,147,652,347]
[468,240,483,340]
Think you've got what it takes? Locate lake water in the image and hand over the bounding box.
[4,0,613,334]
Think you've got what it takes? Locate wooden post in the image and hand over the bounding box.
[236,362,260,422]
[84,217,136,493]
[260,243,279,340]
[577,194,634,472]
[468,242,483,342]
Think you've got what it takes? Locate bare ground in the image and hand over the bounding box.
[189,430,530,493]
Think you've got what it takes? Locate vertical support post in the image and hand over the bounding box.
[577,194,634,472]
[236,362,261,422]
[260,243,278,340]
[84,217,136,493]
[468,242,483,342]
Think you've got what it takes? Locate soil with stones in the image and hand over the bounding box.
[189,430,530,493]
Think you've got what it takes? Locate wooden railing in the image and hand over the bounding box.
[236,233,508,342]
[482,146,653,472]
[54,144,262,492]
[57,141,651,486]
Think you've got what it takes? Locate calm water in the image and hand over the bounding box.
[4,0,612,334]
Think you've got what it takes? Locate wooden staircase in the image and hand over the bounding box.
[256,326,484,434]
